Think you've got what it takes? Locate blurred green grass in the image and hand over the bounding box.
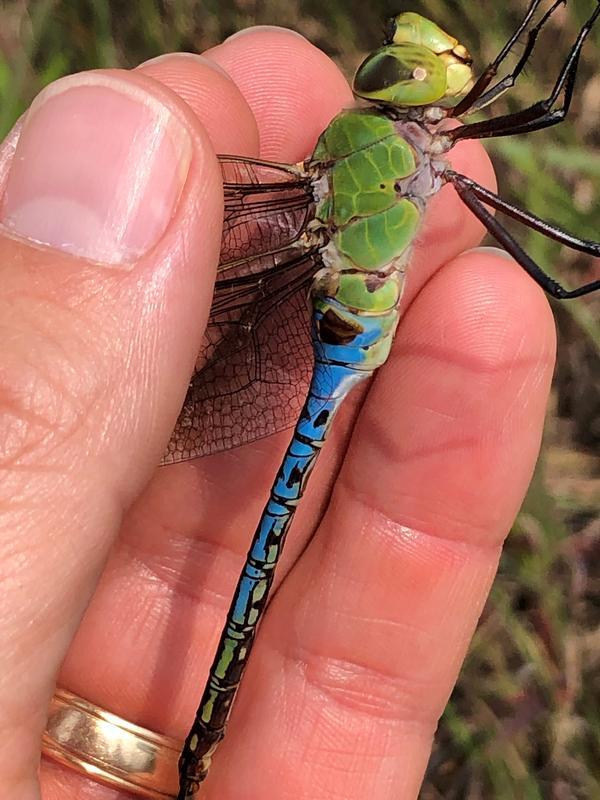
[1,1,598,797]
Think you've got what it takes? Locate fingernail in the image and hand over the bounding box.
[0,72,192,266]
[223,25,307,43]
[140,52,234,81]
[467,246,514,262]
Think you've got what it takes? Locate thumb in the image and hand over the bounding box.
[0,69,222,795]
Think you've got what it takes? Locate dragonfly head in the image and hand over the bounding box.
[353,12,474,108]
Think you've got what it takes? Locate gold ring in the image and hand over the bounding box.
[42,688,182,799]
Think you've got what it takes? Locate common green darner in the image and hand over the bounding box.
[170,4,600,797]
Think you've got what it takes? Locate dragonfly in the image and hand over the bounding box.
[172,4,600,797]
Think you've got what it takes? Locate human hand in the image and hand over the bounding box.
[0,27,555,800]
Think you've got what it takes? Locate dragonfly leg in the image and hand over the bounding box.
[447,171,600,257]
[448,3,600,142]
[449,175,600,299]
[451,0,564,117]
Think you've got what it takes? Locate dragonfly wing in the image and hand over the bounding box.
[162,157,319,463]
[220,156,313,270]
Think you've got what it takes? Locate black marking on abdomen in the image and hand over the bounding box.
[315,409,330,428]
[287,464,303,488]
[319,309,362,345]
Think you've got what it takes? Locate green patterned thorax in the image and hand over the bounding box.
[309,109,421,273]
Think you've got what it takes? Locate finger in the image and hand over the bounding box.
[204,27,354,162]
[0,68,222,798]
[137,53,260,156]
[209,250,556,799]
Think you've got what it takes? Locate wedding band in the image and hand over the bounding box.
[43,688,181,799]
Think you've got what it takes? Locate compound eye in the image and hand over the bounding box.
[353,44,446,107]
[354,52,416,95]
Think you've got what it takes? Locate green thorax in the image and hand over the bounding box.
[308,108,422,274]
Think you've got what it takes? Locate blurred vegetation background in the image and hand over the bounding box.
[1,1,598,797]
